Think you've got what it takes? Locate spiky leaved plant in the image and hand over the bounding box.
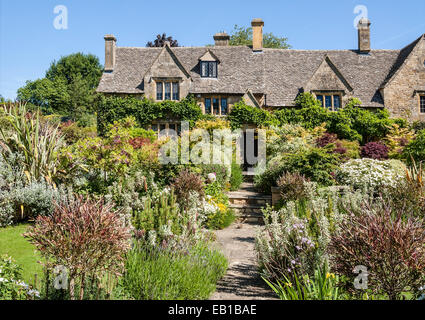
[0,102,64,184]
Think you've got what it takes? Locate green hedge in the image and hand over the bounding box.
[97,95,205,135]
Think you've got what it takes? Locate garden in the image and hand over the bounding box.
[1,86,425,300]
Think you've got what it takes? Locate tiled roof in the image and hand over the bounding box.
[97,43,412,107]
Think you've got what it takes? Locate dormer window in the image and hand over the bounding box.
[201,61,217,78]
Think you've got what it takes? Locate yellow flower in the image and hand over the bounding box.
[326,273,335,279]
[286,282,293,288]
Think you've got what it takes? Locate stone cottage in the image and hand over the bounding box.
[97,18,425,131]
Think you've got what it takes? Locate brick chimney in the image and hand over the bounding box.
[214,32,230,46]
[357,18,371,53]
[104,34,116,71]
[251,18,264,52]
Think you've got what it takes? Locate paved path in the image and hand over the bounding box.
[210,222,277,300]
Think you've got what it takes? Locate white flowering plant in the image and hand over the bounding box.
[256,183,368,282]
[336,158,406,192]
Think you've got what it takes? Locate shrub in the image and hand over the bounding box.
[337,140,360,159]
[0,102,65,184]
[59,120,97,145]
[328,199,425,300]
[403,129,425,164]
[276,172,309,203]
[316,133,337,148]
[0,255,39,300]
[281,148,340,186]
[382,161,425,219]
[230,161,243,191]
[227,101,279,129]
[263,264,341,300]
[121,242,227,300]
[24,195,131,300]
[132,189,184,244]
[336,159,406,192]
[204,206,235,230]
[383,123,415,159]
[0,153,66,225]
[361,142,389,160]
[256,184,368,284]
[171,169,205,209]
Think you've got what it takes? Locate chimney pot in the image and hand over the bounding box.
[213,32,230,46]
[104,34,116,71]
[357,18,371,53]
[251,18,264,51]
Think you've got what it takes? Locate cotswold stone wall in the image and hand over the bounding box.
[384,37,425,121]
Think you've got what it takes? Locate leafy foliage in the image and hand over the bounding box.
[121,242,227,300]
[329,199,425,300]
[97,95,204,135]
[0,103,64,184]
[403,129,425,164]
[361,142,389,160]
[171,169,205,209]
[24,195,131,300]
[228,25,291,49]
[17,53,103,122]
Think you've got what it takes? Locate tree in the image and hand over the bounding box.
[229,25,291,49]
[17,53,103,123]
[146,33,179,47]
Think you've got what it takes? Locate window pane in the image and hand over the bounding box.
[325,96,332,110]
[201,62,207,77]
[317,95,323,107]
[333,95,341,111]
[208,63,214,78]
[205,98,211,114]
[212,62,217,77]
[221,98,228,115]
[421,96,425,114]
[164,82,171,100]
[160,124,166,132]
[213,98,219,115]
[156,82,163,100]
[172,82,179,100]
[177,124,182,135]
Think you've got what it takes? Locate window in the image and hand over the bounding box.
[204,97,228,116]
[200,61,217,78]
[172,82,179,100]
[316,93,342,112]
[221,98,228,115]
[164,82,171,100]
[156,81,180,101]
[156,82,163,101]
[205,98,211,114]
[150,123,182,136]
[420,95,425,114]
[213,98,219,115]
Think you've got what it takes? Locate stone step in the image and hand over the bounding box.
[242,171,255,183]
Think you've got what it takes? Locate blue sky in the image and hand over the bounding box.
[1,0,424,99]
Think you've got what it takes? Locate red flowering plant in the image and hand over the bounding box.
[24,195,132,300]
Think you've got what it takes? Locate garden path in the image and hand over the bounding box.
[209,221,277,300]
